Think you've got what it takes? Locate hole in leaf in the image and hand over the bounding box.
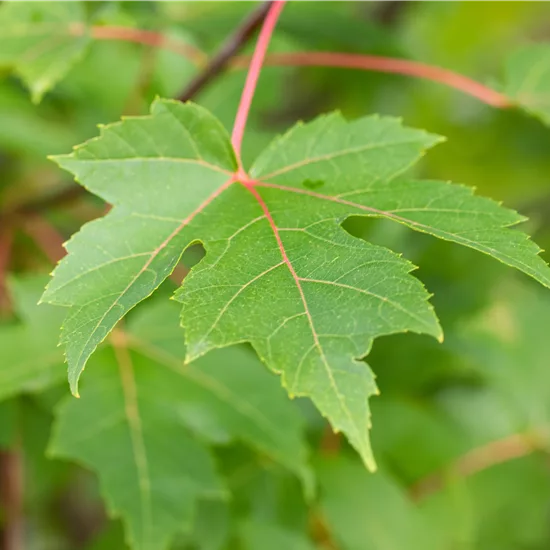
[181,243,205,270]
[302,179,325,190]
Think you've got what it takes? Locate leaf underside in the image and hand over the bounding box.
[43,99,550,469]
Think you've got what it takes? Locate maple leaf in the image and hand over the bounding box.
[50,298,309,550]
[43,99,550,469]
[504,43,550,127]
[0,2,90,102]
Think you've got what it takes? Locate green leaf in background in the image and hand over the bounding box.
[504,44,550,127]
[0,1,91,102]
[0,276,65,401]
[317,456,446,550]
[452,279,550,434]
[127,299,312,488]
[43,100,550,472]
[49,345,226,550]
[49,297,311,550]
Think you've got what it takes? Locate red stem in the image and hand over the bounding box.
[231,1,286,167]
[245,52,512,108]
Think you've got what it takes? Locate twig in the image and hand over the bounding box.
[410,429,548,500]
[231,1,286,164]
[178,1,274,102]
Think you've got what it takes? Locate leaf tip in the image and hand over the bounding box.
[360,448,377,472]
[69,379,80,398]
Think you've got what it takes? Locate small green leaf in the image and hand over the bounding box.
[0,2,91,102]
[504,43,550,126]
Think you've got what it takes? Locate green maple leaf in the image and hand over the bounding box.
[504,43,550,126]
[43,99,550,470]
[0,1,90,102]
[50,298,309,550]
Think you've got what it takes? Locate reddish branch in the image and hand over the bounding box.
[178,1,274,102]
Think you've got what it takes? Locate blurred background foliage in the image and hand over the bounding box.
[2,1,550,549]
